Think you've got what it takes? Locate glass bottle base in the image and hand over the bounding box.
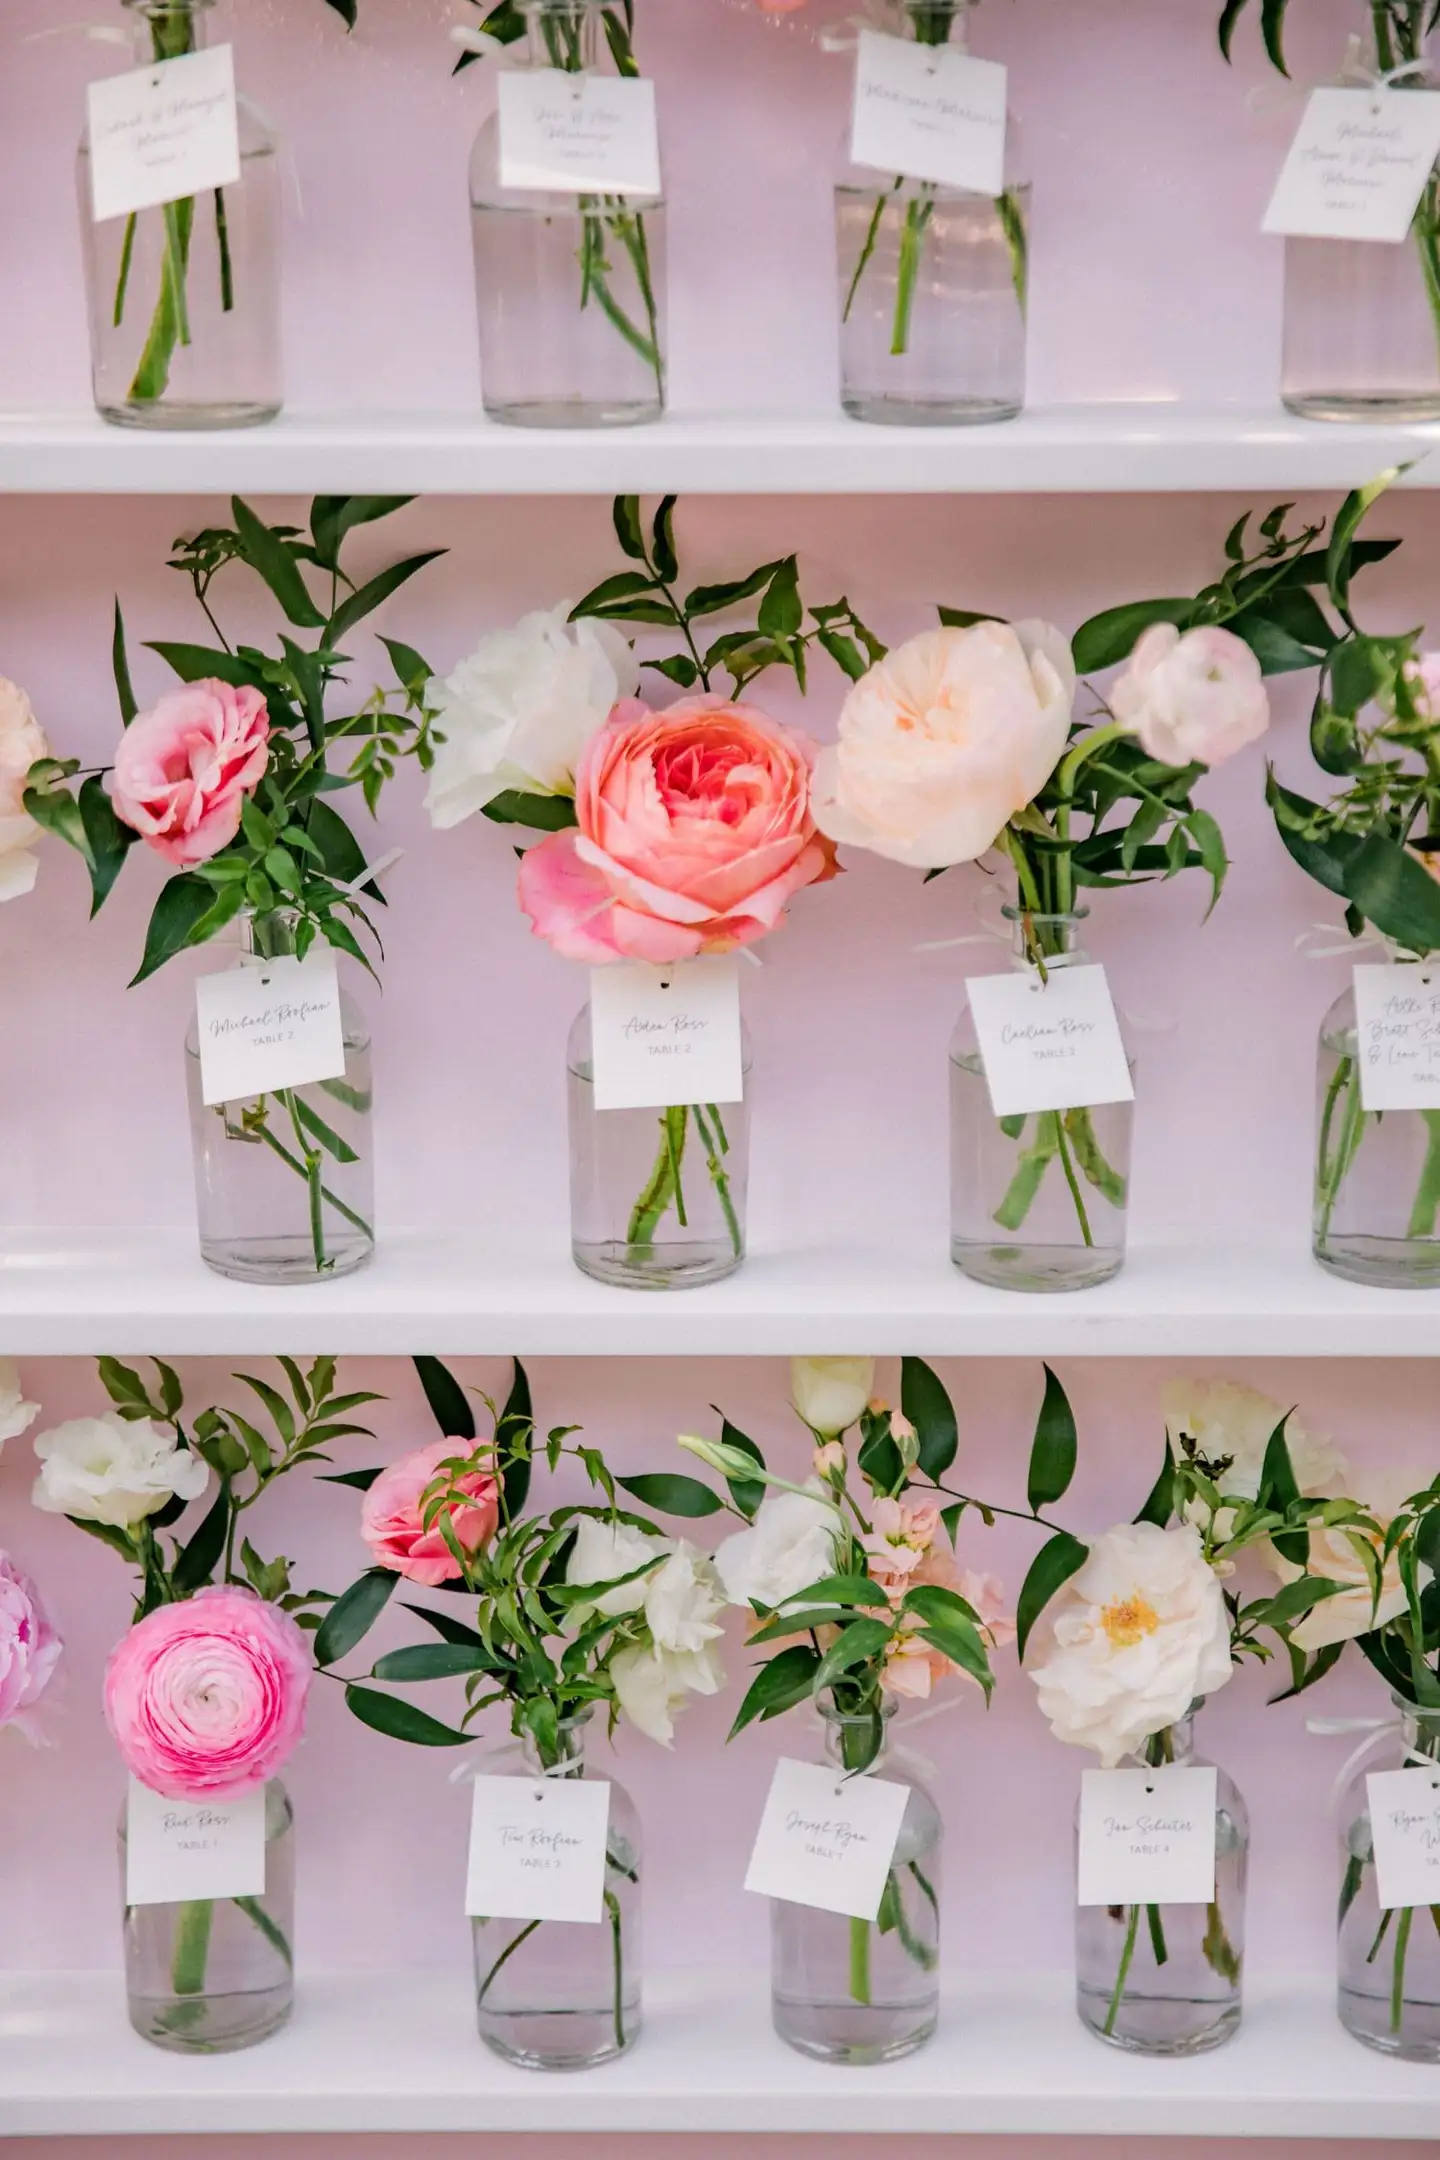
[1282,389,1440,424]
[200,1232,375,1285]
[1339,1986,1440,2060]
[97,399,282,432]
[842,392,1021,427]
[128,1983,292,2055]
[1313,1235,1440,1289]
[1076,1989,1240,2056]
[479,2007,639,2071]
[572,1238,743,1291]
[951,1238,1124,1293]
[772,1995,937,2064]
[484,394,662,430]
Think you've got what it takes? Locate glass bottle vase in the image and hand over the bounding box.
[836,0,1028,425]
[184,912,375,1285]
[1075,1714,1247,2056]
[950,908,1133,1292]
[473,1711,641,2070]
[120,1780,294,2053]
[77,0,283,430]
[1313,969,1440,1287]
[470,0,667,427]
[1338,1698,1440,2058]
[567,1002,750,1289]
[771,1701,942,2064]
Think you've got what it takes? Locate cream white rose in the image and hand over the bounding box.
[714,1486,841,1611]
[643,1541,726,1658]
[1267,1468,1424,1653]
[0,1361,39,1451]
[791,1356,874,1437]
[424,606,639,829]
[1164,1378,1348,1536]
[32,1413,209,1529]
[1026,1521,1233,1767]
[564,1516,668,1619]
[0,678,48,902]
[812,620,1075,870]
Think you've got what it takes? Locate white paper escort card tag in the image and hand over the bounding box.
[850,28,1007,198]
[1263,87,1440,244]
[966,963,1134,1119]
[744,1757,912,1921]
[589,958,744,1113]
[498,70,661,197]
[465,1773,612,1924]
[88,45,242,224]
[195,951,347,1110]
[1367,1766,1440,1911]
[1352,964,1440,1110]
[1076,1766,1218,1908]
[126,1778,268,1907]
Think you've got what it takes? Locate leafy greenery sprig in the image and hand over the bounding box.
[457,0,637,74]
[1219,0,1440,76]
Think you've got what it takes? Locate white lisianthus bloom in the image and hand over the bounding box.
[790,1356,875,1437]
[0,1361,40,1451]
[565,1516,668,1619]
[713,1485,841,1611]
[1164,1377,1349,1539]
[1266,1467,1424,1654]
[643,1541,726,1657]
[423,606,639,829]
[610,1636,724,1747]
[32,1414,208,1529]
[1026,1521,1233,1768]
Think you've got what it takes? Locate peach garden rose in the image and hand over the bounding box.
[0,677,49,903]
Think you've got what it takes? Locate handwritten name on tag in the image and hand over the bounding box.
[88,45,241,224]
[1263,87,1440,244]
[1352,965,1440,1110]
[498,70,661,197]
[465,1774,612,1924]
[1368,1766,1440,1911]
[195,951,346,1108]
[126,1779,267,1907]
[744,1757,911,1921]
[1077,1766,1218,1907]
[589,958,744,1112]
[966,963,1134,1119]
[850,28,1007,197]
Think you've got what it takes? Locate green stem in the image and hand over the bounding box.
[993,1109,1061,1231]
[663,1105,689,1230]
[475,1917,544,2008]
[1053,1114,1095,1248]
[250,1113,374,1244]
[605,1886,626,2049]
[234,1895,292,1968]
[693,1102,743,1259]
[891,193,935,356]
[1316,1054,1367,1245]
[843,186,895,323]
[113,214,137,328]
[170,1899,215,1998]
[215,187,234,313]
[997,185,1028,311]
[849,1914,873,2005]
[627,1113,679,1247]
[1391,1904,1415,2034]
[282,1086,328,1274]
[1145,1902,1169,1967]
[1064,1107,1127,1208]
[1409,1109,1440,1238]
[1104,1904,1141,2037]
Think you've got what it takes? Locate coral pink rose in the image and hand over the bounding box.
[112,680,270,867]
[518,696,837,963]
[104,1586,310,1799]
[0,1551,62,1743]
[1110,624,1269,770]
[361,1439,501,1588]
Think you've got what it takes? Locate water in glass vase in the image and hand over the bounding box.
[121,1781,294,2054]
[1337,1702,1440,2058]
[1314,976,1440,1287]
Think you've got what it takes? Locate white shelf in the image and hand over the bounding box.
[0,1968,1432,2137]
[3,405,1440,495]
[1,1227,1435,1358]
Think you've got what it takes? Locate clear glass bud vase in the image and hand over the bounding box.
[771,1702,942,2064]
[1281,30,1440,420]
[473,1711,641,2070]
[1338,1699,1440,2057]
[836,0,1029,424]
[470,0,667,426]
[1076,1714,1247,2055]
[567,1002,750,1289]
[950,908,1133,1292]
[1314,966,1440,1286]
[78,0,283,429]
[184,912,374,1284]
[120,1780,294,2053]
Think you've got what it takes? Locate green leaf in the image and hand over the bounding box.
[684,565,781,619]
[816,631,867,681]
[729,1643,821,1737]
[130,872,222,985]
[482,790,577,832]
[1134,1445,1177,1529]
[145,642,261,690]
[413,1355,475,1441]
[1226,609,1327,677]
[78,775,136,915]
[171,1479,230,1594]
[324,0,358,23]
[306,798,388,904]
[1327,468,1402,615]
[900,1356,957,1481]
[1218,0,1248,60]
[403,1604,490,1649]
[936,605,1002,629]
[651,496,679,582]
[612,497,647,561]
[314,1568,397,1668]
[112,598,137,725]
[812,1616,894,1691]
[318,1466,383,1491]
[645,654,701,689]
[616,1473,724,1518]
[232,496,326,628]
[1027,1365,1078,1513]
[1015,1531,1089,1660]
[310,496,414,575]
[380,636,433,697]
[371,1644,497,1682]
[757,558,802,639]
[1266,770,1362,901]
[787,1574,892,1609]
[343,1684,470,1747]
[22,777,91,864]
[1346,830,1440,952]
[718,1416,765,1520]
[1071,599,1196,676]
[499,1358,534,1518]
[327,551,445,647]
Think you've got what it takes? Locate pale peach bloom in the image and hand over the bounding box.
[1110,624,1269,770]
[883,1555,1013,1701]
[861,1495,943,1581]
[0,678,48,902]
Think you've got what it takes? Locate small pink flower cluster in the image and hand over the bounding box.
[862,1497,1012,1701]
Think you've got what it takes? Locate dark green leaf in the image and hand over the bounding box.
[1346,829,1440,953]
[757,558,802,639]
[1072,599,1196,676]
[1327,468,1402,615]
[380,636,433,696]
[482,790,576,832]
[314,1568,397,1667]
[310,496,414,574]
[651,496,679,582]
[729,1643,822,1737]
[936,605,1002,629]
[171,1479,230,1594]
[232,496,325,628]
[1134,1445,1177,1529]
[327,552,445,647]
[112,598,137,725]
[616,1473,724,1518]
[319,1466,383,1491]
[900,1356,957,1481]
[812,1617,893,1691]
[414,1355,475,1441]
[1016,1531,1089,1660]
[403,1604,490,1648]
[130,872,221,985]
[684,565,781,619]
[371,1644,496,1682]
[1027,1365,1078,1513]
[500,1358,534,1517]
[145,642,261,690]
[78,774,136,914]
[306,797,388,904]
[612,497,647,561]
[718,1416,765,1520]
[1266,770,1362,901]
[344,1683,470,1747]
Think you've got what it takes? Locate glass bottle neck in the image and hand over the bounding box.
[821,1701,893,1774]
[1127,1713,1198,1769]
[240,911,302,965]
[1397,1699,1440,1762]
[897,0,971,47]
[1357,3,1431,71]
[520,1711,592,1777]
[1005,907,1088,970]
[125,1,210,63]
[525,2,604,71]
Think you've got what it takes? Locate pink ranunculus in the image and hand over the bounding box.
[1110,624,1269,770]
[0,1552,61,1743]
[112,681,270,867]
[360,1439,501,1588]
[104,1586,310,1799]
[518,696,837,964]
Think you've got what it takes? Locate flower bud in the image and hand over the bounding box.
[790,1357,875,1438]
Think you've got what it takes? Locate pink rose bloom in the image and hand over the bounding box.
[1110,624,1269,770]
[518,696,837,964]
[104,1586,310,1799]
[884,1557,1013,1702]
[361,1438,501,1588]
[112,680,270,867]
[0,1552,62,1743]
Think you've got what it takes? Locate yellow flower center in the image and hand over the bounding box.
[1100,1593,1160,1648]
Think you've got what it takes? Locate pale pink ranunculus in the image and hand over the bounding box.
[112,680,270,867]
[360,1438,501,1588]
[0,678,49,903]
[0,1551,61,1743]
[1110,624,1269,770]
[518,696,836,964]
[883,1555,1013,1702]
[104,1586,310,1799]
[812,621,1076,871]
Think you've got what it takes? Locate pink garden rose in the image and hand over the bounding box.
[518,696,836,964]
[0,1552,61,1743]
[104,1585,310,1799]
[1110,625,1269,770]
[360,1438,501,1588]
[112,680,270,867]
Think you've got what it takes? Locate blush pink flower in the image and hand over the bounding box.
[518,696,836,964]
[861,1495,943,1584]
[360,1439,501,1588]
[883,1557,1013,1702]
[0,1552,62,1743]
[104,1586,310,1799]
[1110,625,1269,770]
[112,681,270,867]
